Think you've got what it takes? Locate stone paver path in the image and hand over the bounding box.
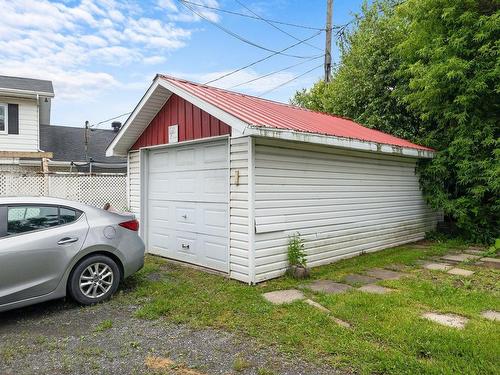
[343,274,379,286]
[441,253,481,263]
[263,289,304,304]
[422,312,468,329]
[365,268,407,280]
[447,268,474,276]
[481,310,500,322]
[358,284,394,294]
[306,280,353,294]
[423,262,453,271]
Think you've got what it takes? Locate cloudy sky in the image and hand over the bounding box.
[1,0,364,128]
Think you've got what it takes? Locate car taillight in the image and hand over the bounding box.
[119,219,139,231]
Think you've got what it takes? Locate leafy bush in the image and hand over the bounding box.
[287,233,307,267]
[293,0,500,243]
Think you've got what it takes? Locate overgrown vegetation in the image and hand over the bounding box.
[115,248,500,374]
[292,0,500,243]
[287,233,307,267]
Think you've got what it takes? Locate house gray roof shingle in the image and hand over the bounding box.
[40,125,125,165]
[0,75,54,95]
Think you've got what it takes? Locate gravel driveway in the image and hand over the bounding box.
[0,298,340,375]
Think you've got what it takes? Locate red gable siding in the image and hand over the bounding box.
[131,94,231,150]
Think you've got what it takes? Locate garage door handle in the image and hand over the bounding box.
[58,237,78,245]
[181,244,190,249]
[182,214,187,219]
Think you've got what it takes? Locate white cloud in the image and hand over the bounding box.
[0,0,213,100]
[143,55,168,65]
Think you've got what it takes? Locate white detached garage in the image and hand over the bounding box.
[106,74,438,284]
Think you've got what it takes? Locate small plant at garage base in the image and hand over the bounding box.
[286,233,310,279]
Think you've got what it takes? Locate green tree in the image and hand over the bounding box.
[292,1,423,140]
[293,0,500,242]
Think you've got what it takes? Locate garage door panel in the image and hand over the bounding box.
[175,233,197,261]
[203,143,228,164]
[147,138,229,272]
[201,236,228,269]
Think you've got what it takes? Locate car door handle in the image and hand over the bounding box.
[57,237,79,245]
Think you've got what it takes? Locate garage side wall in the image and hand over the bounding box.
[229,136,251,283]
[252,138,438,282]
[127,151,141,220]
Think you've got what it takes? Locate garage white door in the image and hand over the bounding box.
[146,138,229,272]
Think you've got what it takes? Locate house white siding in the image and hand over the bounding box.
[0,96,39,152]
[252,138,437,282]
[229,136,251,283]
[128,151,141,220]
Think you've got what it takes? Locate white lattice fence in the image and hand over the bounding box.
[0,173,127,210]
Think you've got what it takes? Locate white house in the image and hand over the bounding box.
[0,75,54,170]
[106,74,438,284]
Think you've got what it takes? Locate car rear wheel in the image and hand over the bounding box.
[68,255,120,305]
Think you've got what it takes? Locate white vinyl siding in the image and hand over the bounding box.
[128,151,141,220]
[252,138,437,282]
[0,97,38,152]
[229,136,251,283]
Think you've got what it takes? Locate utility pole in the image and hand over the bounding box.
[84,120,89,162]
[324,0,333,82]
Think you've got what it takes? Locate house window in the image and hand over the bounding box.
[0,103,7,134]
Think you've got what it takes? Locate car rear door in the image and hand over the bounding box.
[0,205,89,305]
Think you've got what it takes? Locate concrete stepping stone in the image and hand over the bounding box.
[330,316,351,328]
[263,289,304,304]
[441,253,481,263]
[464,249,485,256]
[365,268,407,280]
[306,280,353,294]
[385,263,407,271]
[481,310,500,322]
[447,268,474,276]
[423,262,453,271]
[343,274,379,286]
[479,257,500,269]
[467,246,485,252]
[422,312,468,329]
[303,299,351,327]
[358,284,394,294]
[304,299,330,313]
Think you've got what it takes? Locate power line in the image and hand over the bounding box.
[179,0,325,31]
[90,112,131,128]
[232,0,322,52]
[177,0,321,59]
[204,30,323,85]
[229,55,324,89]
[258,63,323,97]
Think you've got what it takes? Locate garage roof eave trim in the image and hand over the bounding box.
[246,126,436,158]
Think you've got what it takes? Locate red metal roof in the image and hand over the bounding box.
[159,75,433,152]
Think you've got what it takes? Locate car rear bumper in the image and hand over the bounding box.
[123,241,145,278]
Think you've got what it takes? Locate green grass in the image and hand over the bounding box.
[93,319,113,333]
[114,240,500,374]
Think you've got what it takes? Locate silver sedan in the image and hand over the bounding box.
[0,197,145,312]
